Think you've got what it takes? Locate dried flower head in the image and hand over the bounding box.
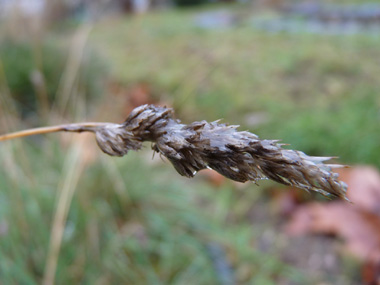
[94,105,348,200]
[0,104,348,200]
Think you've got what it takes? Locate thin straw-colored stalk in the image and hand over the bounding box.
[42,137,86,285]
[0,122,109,142]
[53,24,92,117]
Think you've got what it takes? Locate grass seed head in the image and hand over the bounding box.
[94,104,348,200]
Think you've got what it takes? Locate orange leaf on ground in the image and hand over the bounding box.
[286,202,380,262]
[336,166,380,213]
[286,166,380,263]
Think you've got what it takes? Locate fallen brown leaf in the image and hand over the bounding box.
[336,166,380,214]
[286,166,380,282]
[286,202,380,262]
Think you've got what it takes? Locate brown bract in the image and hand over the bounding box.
[94,104,348,200]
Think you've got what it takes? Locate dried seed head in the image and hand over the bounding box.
[95,125,141,157]
[94,104,348,200]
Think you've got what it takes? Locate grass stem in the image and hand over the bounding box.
[0,122,110,142]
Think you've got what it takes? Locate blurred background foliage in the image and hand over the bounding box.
[0,0,379,284]
[0,39,107,116]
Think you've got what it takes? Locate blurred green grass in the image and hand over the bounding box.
[1,2,379,284]
[91,7,380,167]
[0,139,306,284]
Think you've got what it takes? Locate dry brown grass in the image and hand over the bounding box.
[0,104,348,201]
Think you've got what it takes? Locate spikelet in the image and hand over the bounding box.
[94,105,348,200]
